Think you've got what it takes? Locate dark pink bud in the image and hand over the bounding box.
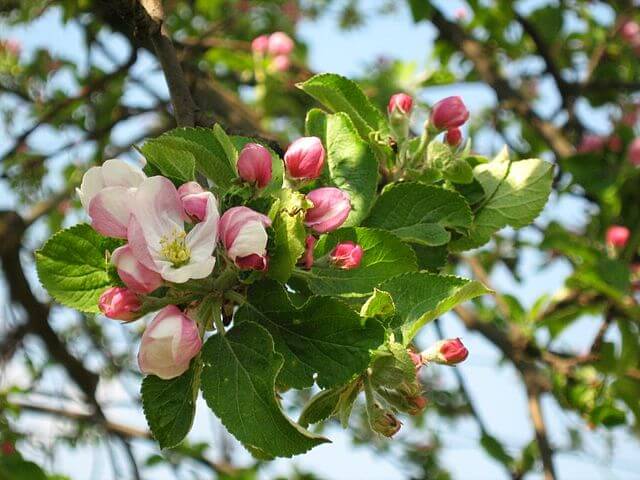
[268,32,294,56]
[302,235,316,269]
[430,96,469,130]
[251,35,269,54]
[177,181,210,222]
[1,441,15,456]
[606,225,630,248]
[330,241,363,269]
[236,253,268,271]
[628,138,640,166]
[305,187,351,233]
[388,93,413,114]
[422,338,469,365]
[577,134,606,153]
[445,127,462,146]
[99,287,141,322]
[237,143,272,188]
[284,136,325,179]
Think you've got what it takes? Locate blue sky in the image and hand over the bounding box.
[1,1,640,479]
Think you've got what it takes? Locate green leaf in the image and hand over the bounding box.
[306,227,418,296]
[379,272,491,342]
[299,387,345,427]
[35,224,120,313]
[267,190,308,283]
[160,127,238,189]
[138,137,196,184]
[235,280,385,389]
[451,148,553,251]
[364,182,472,245]
[200,322,328,457]
[306,109,379,226]
[297,73,387,141]
[141,360,201,449]
[360,288,396,320]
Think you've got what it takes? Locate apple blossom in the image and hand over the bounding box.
[78,158,146,238]
[251,34,269,54]
[606,225,630,248]
[219,206,272,271]
[387,93,413,114]
[577,134,606,153]
[111,244,163,294]
[284,136,325,179]
[98,287,141,322]
[305,187,351,233]
[267,32,294,56]
[430,96,469,130]
[330,241,363,269]
[128,176,219,283]
[177,181,210,221]
[138,305,202,380]
[237,143,272,187]
[421,338,469,365]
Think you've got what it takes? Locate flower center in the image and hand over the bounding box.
[159,229,191,267]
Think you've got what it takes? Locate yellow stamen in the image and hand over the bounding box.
[159,230,191,267]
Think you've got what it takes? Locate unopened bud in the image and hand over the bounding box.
[421,338,469,365]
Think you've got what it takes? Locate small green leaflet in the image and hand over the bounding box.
[35,224,121,313]
[138,136,196,184]
[306,227,418,297]
[200,322,328,458]
[235,280,385,389]
[451,148,553,251]
[305,109,378,226]
[379,272,491,343]
[141,360,201,449]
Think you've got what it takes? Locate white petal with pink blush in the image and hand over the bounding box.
[128,176,219,284]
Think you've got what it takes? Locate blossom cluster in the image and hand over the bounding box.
[81,137,360,379]
[251,31,295,72]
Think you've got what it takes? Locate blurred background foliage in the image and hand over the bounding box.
[1,0,640,479]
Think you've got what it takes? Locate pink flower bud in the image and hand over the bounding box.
[421,338,469,365]
[219,206,272,270]
[111,244,163,294]
[272,55,291,72]
[138,305,202,380]
[177,182,210,222]
[408,350,422,368]
[620,20,640,43]
[267,32,294,56]
[330,241,363,269]
[445,127,462,146]
[430,96,469,130]
[302,235,316,269]
[1,441,15,456]
[237,143,273,188]
[284,136,325,179]
[387,93,413,114]
[251,34,269,54]
[407,395,428,415]
[577,134,606,153]
[305,187,351,233]
[628,138,640,166]
[98,287,141,322]
[606,225,630,248]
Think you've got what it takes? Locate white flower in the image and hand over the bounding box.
[128,176,219,283]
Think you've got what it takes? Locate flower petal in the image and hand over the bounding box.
[88,186,135,238]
